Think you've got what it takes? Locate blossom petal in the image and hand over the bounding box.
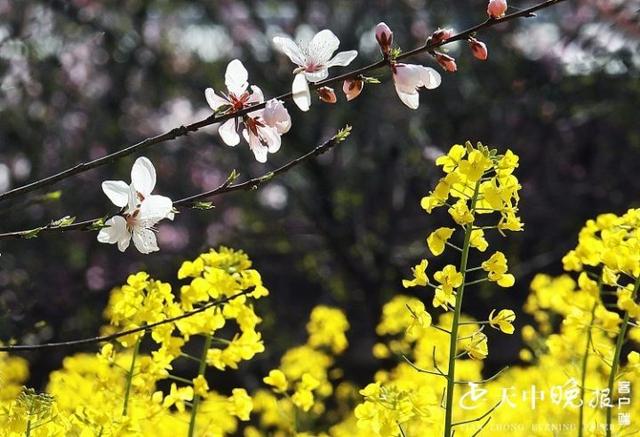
[326,50,358,68]
[261,125,281,154]
[242,130,268,163]
[247,85,264,104]
[219,119,240,146]
[225,59,249,96]
[139,194,173,224]
[117,237,131,252]
[101,180,131,208]
[263,99,291,134]
[205,88,228,111]
[393,64,424,93]
[131,157,157,196]
[132,228,159,254]
[291,73,311,112]
[272,36,306,67]
[307,30,340,64]
[303,68,329,83]
[97,216,130,252]
[395,86,420,109]
[421,67,442,90]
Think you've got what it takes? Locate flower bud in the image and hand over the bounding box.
[468,37,488,60]
[342,78,364,101]
[430,28,453,45]
[435,53,457,72]
[317,86,337,104]
[487,0,508,19]
[375,22,393,56]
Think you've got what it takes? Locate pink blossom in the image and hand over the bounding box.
[469,38,488,60]
[375,22,393,56]
[435,53,458,72]
[343,78,364,101]
[487,0,508,18]
[317,86,337,103]
[430,28,453,45]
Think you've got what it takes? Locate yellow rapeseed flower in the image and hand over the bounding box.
[427,227,455,256]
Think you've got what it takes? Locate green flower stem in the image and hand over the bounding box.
[122,335,142,416]
[443,181,480,437]
[605,276,640,437]
[25,419,32,437]
[463,278,488,287]
[578,296,599,437]
[188,334,212,437]
[167,374,193,385]
[180,352,202,362]
[445,241,463,252]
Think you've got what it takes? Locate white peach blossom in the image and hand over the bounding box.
[273,30,357,111]
[205,59,263,147]
[98,157,173,254]
[205,60,291,162]
[392,63,442,109]
[242,99,291,163]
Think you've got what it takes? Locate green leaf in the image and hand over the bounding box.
[227,168,240,183]
[334,125,353,144]
[23,228,42,239]
[390,47,402,60]
[192,201,214,210]
[50,215,76,228]
[259,171,275,183]
[89,218,108,231]
[362,76,381,84]
[41,191,62,201]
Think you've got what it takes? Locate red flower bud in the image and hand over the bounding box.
[487,0,508,19]
[375,22,393,56]
[317,86,337,104]
[468,37,488,60]
[431,28,453,45]
[435,53,457,72]
[342,78,364,101]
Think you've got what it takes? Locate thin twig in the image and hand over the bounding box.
[0,134,341,239]
[432,324,452,334]
[471,416,493,437]
[402,354,448,378]
[0,287,254,352]
[454,366,509,385]
[452,400,502,427]
[398,423,407,437]
[432,346,447,376]
[0,0,568,205]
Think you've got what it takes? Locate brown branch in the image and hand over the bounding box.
[0,287,254,352]
[0,131,344,239]
[0,0,568,205]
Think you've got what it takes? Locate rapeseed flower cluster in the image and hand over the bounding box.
[0,247,268,436]
[347,142,523,435]
[253,305,351,435]
[3,157,640,437]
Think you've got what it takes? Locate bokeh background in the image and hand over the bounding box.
[0,0,638,392]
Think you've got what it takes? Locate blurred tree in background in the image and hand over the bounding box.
[0,0,638,391]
